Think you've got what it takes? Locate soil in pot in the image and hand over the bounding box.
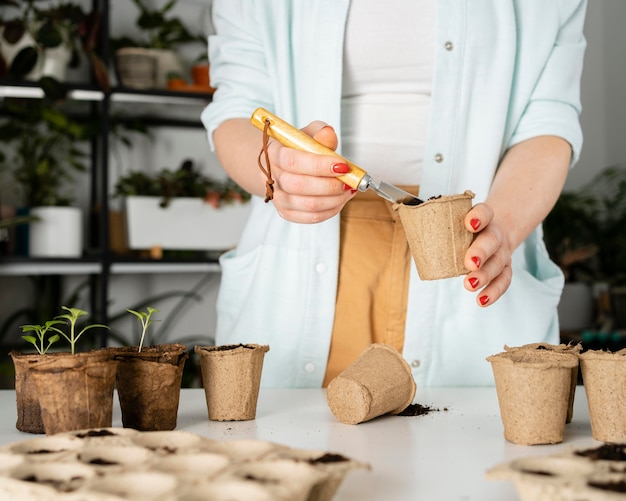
[113,343,188,431]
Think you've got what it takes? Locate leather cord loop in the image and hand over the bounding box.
[257,118,275,203]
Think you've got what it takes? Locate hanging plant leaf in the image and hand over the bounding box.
[1,20,26,44]
[8,46,38,77]
[36,21,63,49]
[38,76,67,102]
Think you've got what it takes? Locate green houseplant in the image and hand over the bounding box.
[10,305,115,435]
[544,165,626,334]
[0,97,96,257]
[0,0,109,90]
[113,158,251,253]
[111,0,207,89]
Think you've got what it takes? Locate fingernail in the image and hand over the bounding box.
[351,189,357,194]
[468,277,479,289]
[471,256,481,268]
[332,163,350,174]
[479,295,490,306]
[470,218,480,231]
[343,183,352,191]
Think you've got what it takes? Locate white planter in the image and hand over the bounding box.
[125,196,251,251]
[147,49,185,89]
[115,48,157,89]
[29,206,82,258]
[0,28,71,82]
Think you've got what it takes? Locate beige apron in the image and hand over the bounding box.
[323,186,419,387]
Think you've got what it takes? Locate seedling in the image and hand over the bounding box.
[127,307,160,352]
[55,306,109,355]
[20,320,64,355]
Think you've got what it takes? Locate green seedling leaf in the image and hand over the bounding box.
[127,307,160,353]
[20,319,64,355]
[55,306,109,354]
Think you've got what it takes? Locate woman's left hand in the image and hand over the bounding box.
[462,203,513,307]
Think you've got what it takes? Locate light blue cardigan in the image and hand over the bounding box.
[201,0,587,388]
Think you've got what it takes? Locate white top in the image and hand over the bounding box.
[341,0,434,185]
[0,387,598,500]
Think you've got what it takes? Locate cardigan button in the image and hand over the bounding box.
[411,360,421,368]
[434,153,444,163]
[304,362,316,373]
[444,41,454,51]
[315,263,327,274]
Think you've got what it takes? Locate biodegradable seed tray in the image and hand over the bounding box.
[0,428,369,501]
[487,442,626,500]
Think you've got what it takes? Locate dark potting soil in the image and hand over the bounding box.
[75,429,117,439]
[308,453,349,464]
[397,403,447,416]
[212,343,256,351]
[588,480,626,493]
[520,469,554,476]
[576,444,626,461]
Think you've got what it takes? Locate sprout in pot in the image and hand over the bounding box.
[20,319,64,355]
[11,305,115,435]
[127,306,159,352]
[114,307,188,431]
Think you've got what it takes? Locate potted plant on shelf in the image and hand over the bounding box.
[113,158,251,255]
[110,307,189,431]
[10,306,115,435]
[0,97,97,257]
[0,0,109,91]
[111,0,207,90]
[545,164,626,338]
[544,190,598,333]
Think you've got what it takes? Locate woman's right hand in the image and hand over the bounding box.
[260,121,357,223]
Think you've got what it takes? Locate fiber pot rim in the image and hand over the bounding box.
[194,344,270,358]
[487,350,579,369]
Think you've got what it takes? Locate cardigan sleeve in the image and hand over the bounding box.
[200,0,274,150]
[508,0,587,166]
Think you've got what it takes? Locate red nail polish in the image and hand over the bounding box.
[479,295,489,306]
[332,162,350,174]
[470,218,480,231]
[343,184,352,191]
[468,277,479,289]
[471,256,481,268]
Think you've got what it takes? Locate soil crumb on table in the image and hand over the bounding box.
[397,403,447,416]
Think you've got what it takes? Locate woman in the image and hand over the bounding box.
[201,0,587,388]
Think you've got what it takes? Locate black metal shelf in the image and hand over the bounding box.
[0,0,217,337]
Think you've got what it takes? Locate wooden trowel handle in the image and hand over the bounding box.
[250,107,369,191]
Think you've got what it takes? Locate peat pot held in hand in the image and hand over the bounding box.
[113,343,188,431]
[393,191,475,280]
[12,349,118,435]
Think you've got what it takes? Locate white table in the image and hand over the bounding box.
[0,386,600,500]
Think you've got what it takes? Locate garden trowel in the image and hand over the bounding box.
[250,108,423,205]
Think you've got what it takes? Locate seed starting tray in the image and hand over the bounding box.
[487,442,626,500]
[0,427,369,501]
